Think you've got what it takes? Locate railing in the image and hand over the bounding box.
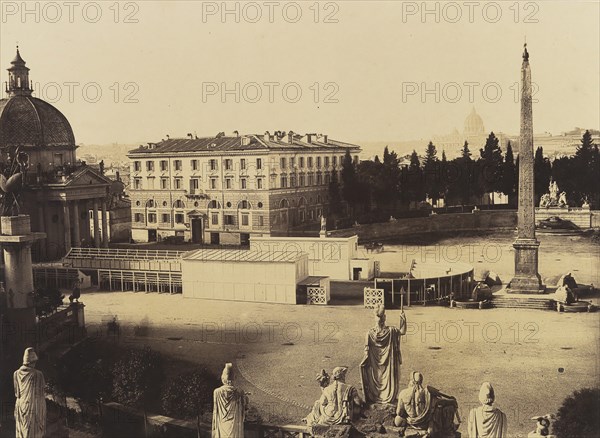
[64,248,184,273]
[65,247,186,260]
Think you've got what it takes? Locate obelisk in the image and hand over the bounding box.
[508,44,544,294]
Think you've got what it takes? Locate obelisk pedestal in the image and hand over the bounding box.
[0,215,46,355]
[508,45,545,294]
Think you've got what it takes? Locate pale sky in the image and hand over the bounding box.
[1,1,599,145]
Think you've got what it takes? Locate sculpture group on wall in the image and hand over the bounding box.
[0,146,30,216]
[539,179,568,208]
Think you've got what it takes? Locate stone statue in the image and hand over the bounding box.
[320,215,327,232]
[549,180,559,203]
[14,347,47,438]
[360,304,406,404]
[0,147,29,216]
[303,369,331,425]
[555,285,576,305]
[395,371,460,438]
[539,194,550,208]
[212,363,248,438]
[527,415,555,438]
[304,367,362,426]
[99,160,105,175]
[582,197,590,209]
[558,191,568,208]
[468,382,508,438]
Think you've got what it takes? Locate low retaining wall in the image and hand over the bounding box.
[329,211,517,242]
[535,207,593,228]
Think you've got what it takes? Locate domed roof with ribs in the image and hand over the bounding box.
[0,95,76,148]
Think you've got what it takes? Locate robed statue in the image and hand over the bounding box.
[468,382,508,438]
[304,367,362,426]
[212,363,248,438]
[14,348,46,438]
[360,304,406,404]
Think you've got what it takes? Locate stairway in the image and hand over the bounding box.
[490,295,555,310]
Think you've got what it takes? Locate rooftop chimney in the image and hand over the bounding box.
[264,131,270,141]
[288,131,294,144]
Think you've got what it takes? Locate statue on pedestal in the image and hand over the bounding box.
[0,147,29,216]
[539,180,568,209]
[467,382,508,438]
[394,371,460,438]
[320,215,327,232]
[14,348,47,438]
[212,363,248,438]
[360,304,406,404]
[304,367,362,427]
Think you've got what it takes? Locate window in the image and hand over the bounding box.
[160,160,168,171]
[256,178,263,189]
[211,213,219,225]
[208,200,220,209]
[160,178,169,189]
[299,157,304,168]
[224,215,235,225]
[316,173,322,185]
[290,157,295,168]
[325,157,330,167]
[299,175,305,186]
[134,178,142,189]
[225,178,232,189]
[148,213,157,223]
[240,159,246,170]
[290,175,296,187]
[256,158,262,169]
[307,157,313,168]
[161,213,170,223]
[225,159,233,170]
[241,214,249,226]
[147,177,155,189]
[210,159,218,170]
[308,174,314,186]
[191,159,198,170]
[210,178,218,189]
[174,160,182,171]
[240,200,249,209]
[174,178,182,189]
[280,175,287,188]
[190,178,199,194]
[325,174,331,184]
[135,213,144,222]
[280,157,286,168]
[175,214,185,224]
[316,157,321,168]
[332,156,337,167]
[174,199,184,208]
[258,215,264,226]
[133,161,141,172]
[241,178,247,189]
[146,161,154,171]
[300,211,305,222]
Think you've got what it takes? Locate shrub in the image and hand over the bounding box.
[553,387,600,438]
[111,347,165,409]
[34,286,64,316]
[160,368,220,420]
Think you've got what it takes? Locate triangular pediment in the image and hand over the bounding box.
[63,167,112,187]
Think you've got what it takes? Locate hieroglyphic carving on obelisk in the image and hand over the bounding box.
[508,44,544,294]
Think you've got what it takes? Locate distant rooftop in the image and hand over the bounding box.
[183,249,306,263]
[128,132,361,155]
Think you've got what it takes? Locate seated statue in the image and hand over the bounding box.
[303,369,331,426]
[527,415,555,438]
[558,192,568,208]
[468,382,507,438]
[304,367,362,426]
[395,372,460,438]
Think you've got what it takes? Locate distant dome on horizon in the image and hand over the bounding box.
[464,107,485,137]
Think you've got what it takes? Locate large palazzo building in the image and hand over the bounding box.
[0,48,112,260]
[127,132,361,245]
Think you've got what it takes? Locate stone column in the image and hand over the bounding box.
[63,201,72,254]
[508,44,544,294]
[37,204,46,260]
[72,201,81,247]
[93,198,100,248]
[101,199,109,248]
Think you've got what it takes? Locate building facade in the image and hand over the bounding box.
[0,48,112,261]
[128,132,361,245]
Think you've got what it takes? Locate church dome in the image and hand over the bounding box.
[0,96,75,148]
[464,107,485,137]
[0,47,75,149]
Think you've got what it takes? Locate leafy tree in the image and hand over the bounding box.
[479,132,503,200]
[573,130,600,203]
[534,146,552,204]
[401,150,425,205]
[381,146,402,207]
[328,168,343,220]
[161,368,220,420]
[423,142,441,204]
[553,388,600,438]
[112,347,165,409]
[501,141,517,206]
[340,148,361,217]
